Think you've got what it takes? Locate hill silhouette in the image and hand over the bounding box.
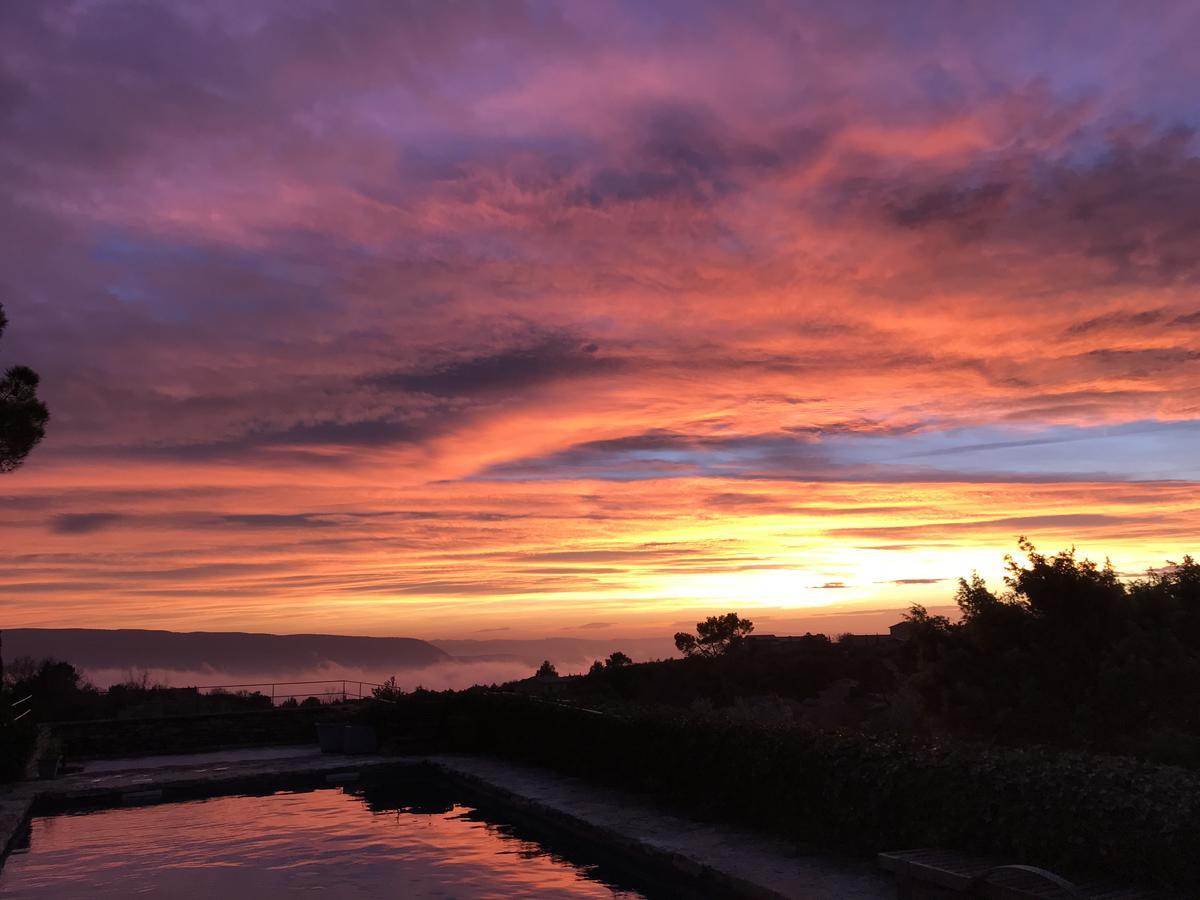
[3,628,449,675]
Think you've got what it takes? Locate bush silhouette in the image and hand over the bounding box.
[903,539,1200,760]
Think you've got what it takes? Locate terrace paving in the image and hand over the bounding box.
[430,753,893,900]
[0,746,893,900]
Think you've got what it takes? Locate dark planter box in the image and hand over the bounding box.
[343,725,377,755]
[38,756,61,780]
[316,723,345,753]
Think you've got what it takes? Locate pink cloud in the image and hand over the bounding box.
[2,1,1199,634]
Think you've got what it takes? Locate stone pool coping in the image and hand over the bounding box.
[0,747,892,900]
[429,754,892,900]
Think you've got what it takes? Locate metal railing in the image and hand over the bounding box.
[97,679,391,707]
[9,693,32,722]
[189,679,387,705]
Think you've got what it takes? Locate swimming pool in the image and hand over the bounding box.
[0,776,675,899]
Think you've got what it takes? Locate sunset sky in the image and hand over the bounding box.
[1,1,1198,639]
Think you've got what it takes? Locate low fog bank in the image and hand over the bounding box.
[82,657,542,693]
[32,609,936,695]
[81,650,677,694]
[429,636,677,667]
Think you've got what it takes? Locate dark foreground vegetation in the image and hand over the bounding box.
[4,541,1200,889]
[524,540,1200,768]
[51,703,363,760]
[911,540,1200,764]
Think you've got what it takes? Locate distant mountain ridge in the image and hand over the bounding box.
[2,628,449,675]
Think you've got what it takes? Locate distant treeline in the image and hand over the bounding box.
[512,540,1200,766]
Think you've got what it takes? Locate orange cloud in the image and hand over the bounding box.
[1,2,1198,636]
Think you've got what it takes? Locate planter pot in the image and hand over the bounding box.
[38,756,61,780]
[316,723,344,753]
[343,725,377,755]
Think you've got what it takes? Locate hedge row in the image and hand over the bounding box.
[371,691,1200,890]
[50,703,363,759]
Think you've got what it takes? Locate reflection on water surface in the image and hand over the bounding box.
[0,778,656,899]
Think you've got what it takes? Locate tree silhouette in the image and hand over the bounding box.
[536,659,558,678]
[897,539,1200,761]
[605,651,632,668]
[372,676,402,701]
[0,304,48,473]
[674,612,754,657]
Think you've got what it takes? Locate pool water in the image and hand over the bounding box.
[0,779,661,899]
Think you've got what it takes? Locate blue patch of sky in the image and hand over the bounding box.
[827,420,1200,481]
[90,229,338,321]
[478,419,1200,483]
